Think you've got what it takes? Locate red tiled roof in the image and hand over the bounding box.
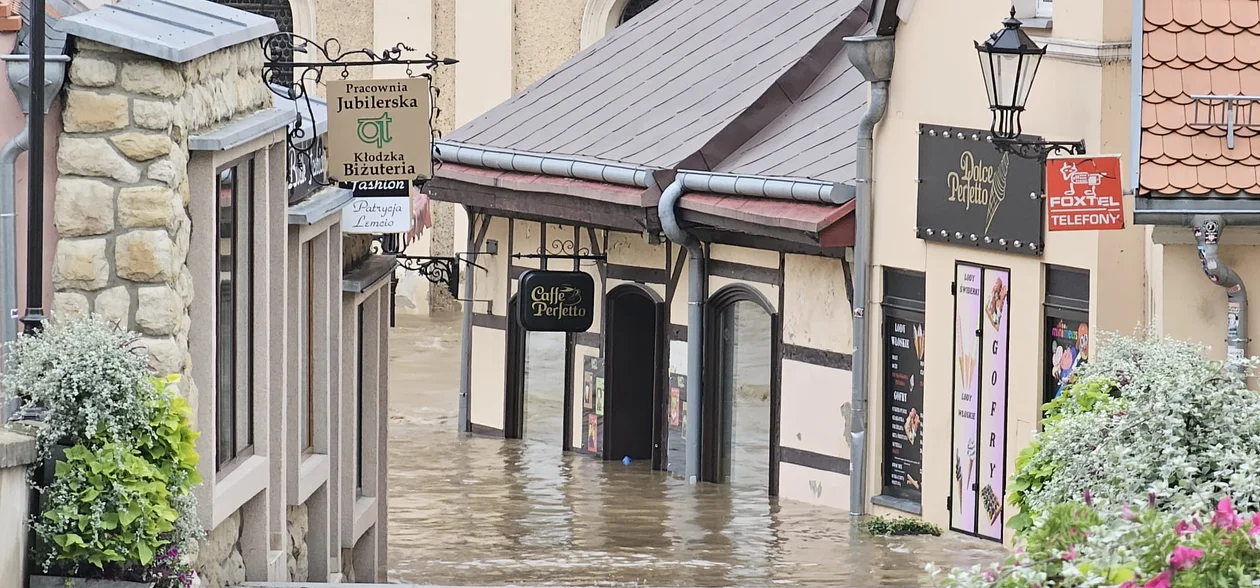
[1141,0,1260,196]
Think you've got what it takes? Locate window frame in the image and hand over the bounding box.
[214,156,258,473]
[356,302,365,496]
[1035,0,1052,18]
[299,241,316,454]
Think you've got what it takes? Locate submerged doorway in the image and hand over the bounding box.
[603,284,667,467]
[702,285,781,495]
[505,294,573,447]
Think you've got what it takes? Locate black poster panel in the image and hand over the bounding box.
[915,124,1045,256]
[288,134,327,205]
[340,179,411,197]
[1044,315,1089,407]
[517,270,596,332]
[882,312,925,502]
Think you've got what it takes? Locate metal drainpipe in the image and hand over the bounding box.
[658,177,705,483]
[845,34,895,517]
[456,207,475,432]
[1192,215,1249,370]
[0,129,27,423]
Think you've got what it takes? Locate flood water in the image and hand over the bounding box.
[387,313,1004,586]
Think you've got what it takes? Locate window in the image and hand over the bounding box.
[299,243,315,453]
[1036,0,1052,18]
[618,0,658,25]
[355,303,365,495]
[215,160,256,470]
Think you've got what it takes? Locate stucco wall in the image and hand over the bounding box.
[512,0,585,94]
[0,431,35,588]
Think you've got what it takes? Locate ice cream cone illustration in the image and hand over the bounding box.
[966,437,977,488]
[913,324,925,361]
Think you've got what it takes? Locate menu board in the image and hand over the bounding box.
[950,264,983,535]
[883,314,925,502]
[978,268,1010,541]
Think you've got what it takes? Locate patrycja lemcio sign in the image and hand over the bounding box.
[326,78,433,182]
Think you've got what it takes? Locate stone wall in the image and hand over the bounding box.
[51,38,272,585]
[342,233,373,271]
[286,504,310,581]
[195,510,245,588]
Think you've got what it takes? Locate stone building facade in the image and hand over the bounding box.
[45,0,392,583]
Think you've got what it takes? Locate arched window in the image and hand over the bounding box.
[618,0,658,25]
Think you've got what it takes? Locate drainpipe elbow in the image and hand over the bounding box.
[857,81,890,142]
[1193,215,1249,368]
[658,178,701,257]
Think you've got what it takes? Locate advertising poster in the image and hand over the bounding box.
[951,264,983,534]
[669,379,681,427]
[587,414,598,452]
[1046,319,1089,404]
[594,377,605,416]
[666,373,687,474]
[883,314,926,501]
[978,269,1011,541]
[583,357,596,409]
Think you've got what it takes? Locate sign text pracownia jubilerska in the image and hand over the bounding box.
[326,78,433,182]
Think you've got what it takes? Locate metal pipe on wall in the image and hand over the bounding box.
[1192,215,1249,370]
[1,130,28,423]
[456,208,475,433]
[658,177,705,483]
[22,0,48,336]
[844,34,895,518]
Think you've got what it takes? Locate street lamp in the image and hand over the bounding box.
[975,7,1084,159]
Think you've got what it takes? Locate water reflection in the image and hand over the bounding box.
[388,313,1003,586]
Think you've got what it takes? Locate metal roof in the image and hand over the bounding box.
[714,24,874,183]
[448,0,870,171]
[59,0,277,64]
[16,0,91,56]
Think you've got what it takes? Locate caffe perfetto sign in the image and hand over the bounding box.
[916,124,1045,256]
[516,270,595,333]
[326,78,433,182]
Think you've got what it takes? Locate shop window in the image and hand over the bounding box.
[356,303,365,496]
[876,268,926,513]
[948,263,1011,542]
[1044,266,1089,409]
[215,160,256,471]
[1036,0,1052,18]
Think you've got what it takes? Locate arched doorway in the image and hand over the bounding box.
[603,284,667,467]
[702,284,781,495]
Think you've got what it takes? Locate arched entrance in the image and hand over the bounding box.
[702,284,781,494]
[603,284,667,467]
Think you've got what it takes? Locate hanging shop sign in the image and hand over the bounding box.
[341,181,413,234]
[916,124,1045,256]
[288,134,327,204]
[326,77,433,182]
[1045,155,1124,232]
[950,263,1011,542]
[1044,266,1090,407]
[517,270,596,332]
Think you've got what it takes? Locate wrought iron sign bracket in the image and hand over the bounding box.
[510,253,608,262]
[514,238,605,262]
[991,138,1086,162]
[395,256,459,299]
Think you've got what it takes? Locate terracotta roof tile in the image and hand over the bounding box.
[1141,0,1260,196]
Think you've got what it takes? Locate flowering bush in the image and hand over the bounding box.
[1008,332,1260,532]
[4,316,202,588]
[928,495,1260,588]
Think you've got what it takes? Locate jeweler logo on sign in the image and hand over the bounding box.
[1045,155,1124,232]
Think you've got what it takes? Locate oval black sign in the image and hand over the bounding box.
[517,270,596,332]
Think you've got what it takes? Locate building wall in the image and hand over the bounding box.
[461,212,856,506]
[866,0,1141,543]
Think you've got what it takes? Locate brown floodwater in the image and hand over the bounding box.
[386,313,1003,586]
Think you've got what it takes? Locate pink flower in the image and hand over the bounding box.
[1142,569,1173,588]
[983,568,998,582]
[1119,583,1137,588]
[1169,545,1205,570]
[1212,496,1243,531]
[1123,504,1137,521]
[1250,513,1260,536]
[1175,519,1194,536]
[1083,488,1093,506]
[1061,546,1078,562]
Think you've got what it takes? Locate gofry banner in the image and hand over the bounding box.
[1045,155,1124,232]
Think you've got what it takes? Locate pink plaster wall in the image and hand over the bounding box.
[0,32,60,323]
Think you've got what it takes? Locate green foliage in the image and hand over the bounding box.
[864,515,942,537]
[1006,377,1120,533]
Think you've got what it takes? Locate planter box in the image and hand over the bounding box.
[31,577,153,588]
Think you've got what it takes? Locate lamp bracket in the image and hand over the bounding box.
[991,138,1086,162]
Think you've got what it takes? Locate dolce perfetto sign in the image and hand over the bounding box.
[916,124,1045,256]
[326,78,432,182]
[516,270,595,333]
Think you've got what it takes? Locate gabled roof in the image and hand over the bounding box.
[1140,0,1260,196]
[449,0,869,173]
[714,24,872,181]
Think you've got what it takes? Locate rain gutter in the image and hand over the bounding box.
[1129,0,1142,192]
[844,34,895,518]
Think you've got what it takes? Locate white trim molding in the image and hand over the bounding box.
[1028,36,1131,67]
[580,0,631,49]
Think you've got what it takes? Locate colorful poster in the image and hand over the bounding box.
[582,360,595,409]
[594,377,605,416]
[883,314,926,501]
[587,413,598,452]
[978,269,1011,541]
[1045,318,1089,405]
[951,264,983,535]
[669,385,681,427]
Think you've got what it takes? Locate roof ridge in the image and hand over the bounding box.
[681,0,872,172]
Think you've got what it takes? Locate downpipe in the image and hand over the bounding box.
[0,129,27,423]
[1192,216,1249,370]
[456,208,475,432]
[845,34,895,518]
[658,178,705,483]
